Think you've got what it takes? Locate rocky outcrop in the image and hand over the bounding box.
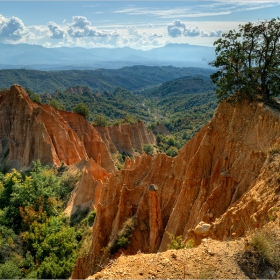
[94,121,156,156]
[63,86,92,95]
[0,85,115,172]
[207,152,280,241]
[72,100,280,279]
[152,123,169,135]
[65,158,110,216]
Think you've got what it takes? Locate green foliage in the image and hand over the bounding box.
[59,169,81,206]
[117,236,129,249]
[49,99,65,110]
[25,87,43,104]
[143,144,154,156]
[0,161,84,279]
[156,134,180,156]
[144,76,216,147]
[109,216,137,255]
[167,233,186,250]
[0,260,23,279]
[210,18,280,103]
[93,114,107,126]
[185,239,195,249]
[166,146,178,157]
[144,75,214,99]
[49,86,150,123]
[73,103,91,119]
[111,152,127,170]
[250,228,280,270]
[0,67,213,94]
[31,93,42,104]
[123,114,136,124]
[87,209,97,227]
[167,232,195,250]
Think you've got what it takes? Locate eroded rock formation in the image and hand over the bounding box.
[152,123,169,135]
[207,152,280,241]
[0,85,115,172]
[94,121,156,156]
[65,158,110,216]
[72,100,280,279]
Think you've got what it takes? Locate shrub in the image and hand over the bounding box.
[93,115,107,126]
[250,228,280,270]
[87,209,97,227]
[167,232,185,250]
[166,146,178,157]
[0,260,23,279]
[167,232,195,250]
[49,99,65,110]
[123,114,136,124]
[59,170,80,205]
[117,236,129,249]
[143,144,154,156]
[73,103,91,119]
[109,216,137,255]
[30,93,42,104]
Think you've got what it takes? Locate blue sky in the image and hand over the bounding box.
[0,1,279,49]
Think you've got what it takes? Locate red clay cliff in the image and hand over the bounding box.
[72,100,280,279]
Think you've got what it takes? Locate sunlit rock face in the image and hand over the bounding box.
[0,85,115,172]
[72,100,280,279]
[94,121,156,156]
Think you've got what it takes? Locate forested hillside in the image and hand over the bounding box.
[0,66,213,94]
[42,87,153,123]
[37,74,217,150]
[144,75,217,147]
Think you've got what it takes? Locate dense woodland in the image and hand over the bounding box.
[0,161,95,278]
[0,66,213,94]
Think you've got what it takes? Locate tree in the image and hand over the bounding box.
[72,103,91,119]
[123,114,136,124]
[210,18,280,103]
[30,93,42,104]
[143,144,154,156]
[49,99,65,111]
[166,146,178,157]
[93,115,107,126]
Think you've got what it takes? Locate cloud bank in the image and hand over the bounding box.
[0,13,222,49]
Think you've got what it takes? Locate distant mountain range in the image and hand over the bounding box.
[0,43,215,70]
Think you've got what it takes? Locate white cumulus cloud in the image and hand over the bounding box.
[0,14,29,41]
[67,16,120,38]
[167,20,200,37]
[48,21,66,39]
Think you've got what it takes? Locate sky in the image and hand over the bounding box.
[0,0,279,50]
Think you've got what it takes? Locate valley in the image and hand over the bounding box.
[1,1,280,279]
[0,64,279,279]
